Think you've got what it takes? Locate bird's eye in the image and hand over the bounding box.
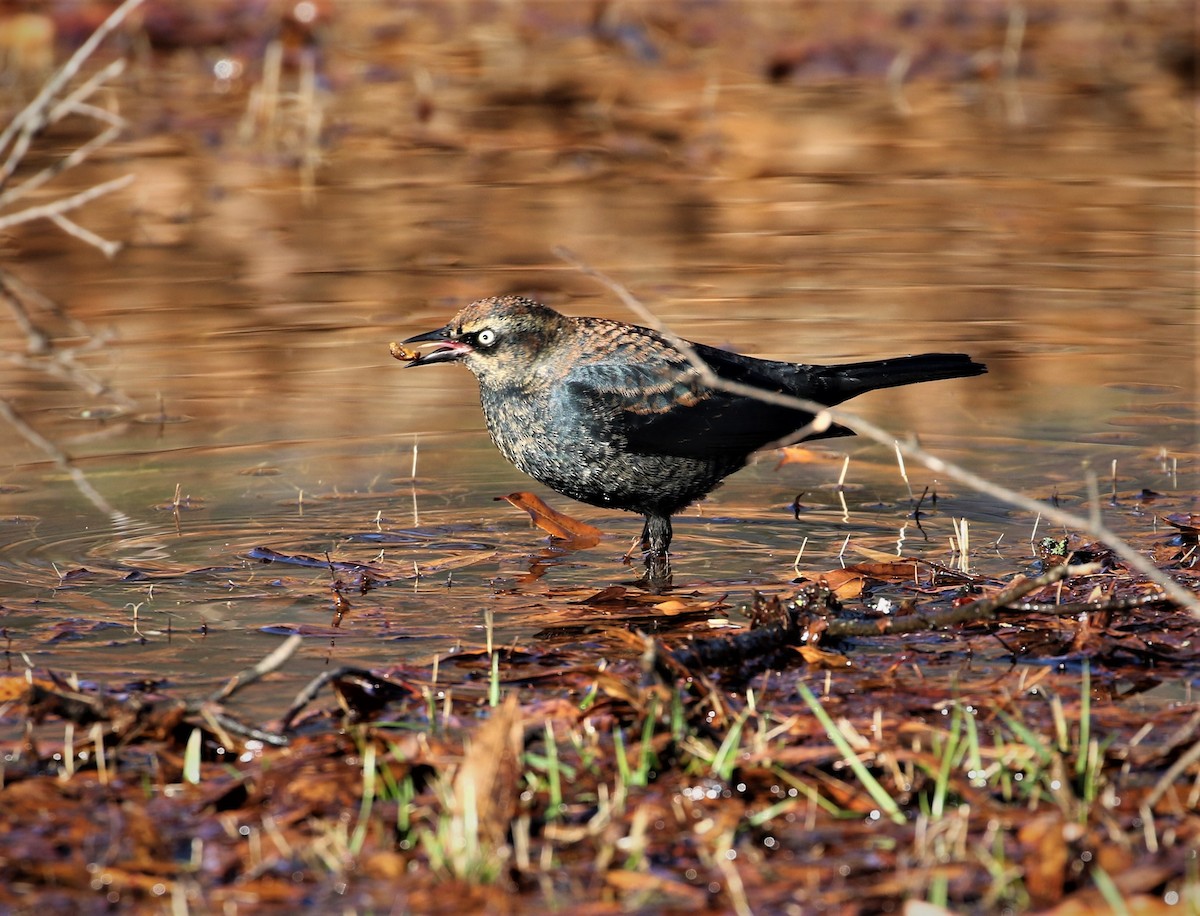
[476,328,497,347]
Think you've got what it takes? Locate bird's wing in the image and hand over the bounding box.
[561,343,833,459]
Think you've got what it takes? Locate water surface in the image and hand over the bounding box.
[1,1,1194,730]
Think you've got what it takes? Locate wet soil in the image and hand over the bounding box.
[0,1,1196,912]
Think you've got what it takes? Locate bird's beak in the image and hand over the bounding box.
[395,326,473,367]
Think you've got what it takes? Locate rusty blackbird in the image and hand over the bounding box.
[400,296,986,569]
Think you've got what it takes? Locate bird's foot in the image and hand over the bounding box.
[639,550,672,593]
[636,515,673,591]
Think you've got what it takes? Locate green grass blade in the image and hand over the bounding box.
[797,682,905,825]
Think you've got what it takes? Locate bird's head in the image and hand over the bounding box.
[397,296,567,384]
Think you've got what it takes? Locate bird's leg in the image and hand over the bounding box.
[639,514,673,590]
[640,514,673,558]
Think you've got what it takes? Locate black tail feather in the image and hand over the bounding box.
[820,353,987,404]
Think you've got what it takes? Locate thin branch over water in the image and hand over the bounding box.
[556,247,1200,619]
[0,0,144,256]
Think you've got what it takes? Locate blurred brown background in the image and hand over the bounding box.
[0,0,1194,495]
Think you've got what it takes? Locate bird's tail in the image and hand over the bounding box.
[820,353,987,404]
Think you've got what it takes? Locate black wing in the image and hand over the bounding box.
[562,341,983,460]
[562,343,832,460]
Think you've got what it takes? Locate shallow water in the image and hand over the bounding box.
[0,1,1195,731]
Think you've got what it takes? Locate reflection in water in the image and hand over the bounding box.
[0,2,1194,727]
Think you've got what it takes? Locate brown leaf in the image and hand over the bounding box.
[1162,514,1200,545]
[418,549,500,574]
[572,585,630,606]
[361,851,406,880]
[1018,812,1068,907]
[774,445,833,468]
[846,559,925,582]
[0,674,54,702]
[1044,882,1179,916]
[454,693,524,848]
[497,492,603,546]
[852,545,903,563]
[796,644,851,668]
[605,868,707,905]
[795,568,865,599]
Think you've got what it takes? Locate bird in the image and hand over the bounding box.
[398,296,986,578]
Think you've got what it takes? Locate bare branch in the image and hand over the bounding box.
[48,212,123,258]
[0,268,94,336]
[207,634,304,704]
[670,562,1111,671]
[0,0,145,160]
[554,246,722,387]
[558,250,1200,619]
[0,172,134,231]
[0,1,140,255]
[821,561,1099,638]
[46,57,128,126]
[0,124,123,210]
[3,350,115,397]
[0,398,125,522]
[0,272,51,352]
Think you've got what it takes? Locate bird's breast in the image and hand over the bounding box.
[478,383,556,460]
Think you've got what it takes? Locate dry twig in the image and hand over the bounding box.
[0,0,144,256]
[669,562,1100,670]
[0,2,144,520]
[208,634,304,704]
[0,398,124,521]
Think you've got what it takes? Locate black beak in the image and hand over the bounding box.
[397,326,473,366]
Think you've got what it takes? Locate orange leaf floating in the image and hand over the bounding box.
[497,492,603,547]
[774,445,835,469]
[851,560,923,582]
[796,644,852,668]
[796,559,925,599]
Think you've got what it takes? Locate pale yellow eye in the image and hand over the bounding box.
[477,328,497,347]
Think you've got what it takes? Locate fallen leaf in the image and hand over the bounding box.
[796,644,851,668]
[497,492,603,546]
[605,868,707,905]
[853,544,903,563]
[454,693,524,847]
[848,560,924,582]
[1045,885,1179,916]
[775,445,834,468]
[1162,514,1200,540]
[0,675,47,702]
[1018,812,1068,907]
[361,851,406,880]
[572,585,629,605]
[796,568,865,599]
[419,549,500,574]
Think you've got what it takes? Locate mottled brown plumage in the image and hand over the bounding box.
[401,296,986,572]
